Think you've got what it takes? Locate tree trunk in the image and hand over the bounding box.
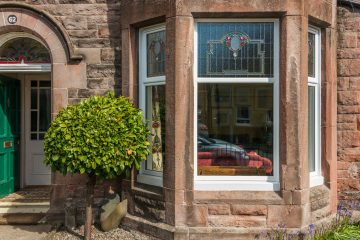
[84,174,96,240]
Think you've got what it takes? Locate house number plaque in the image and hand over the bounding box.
[3,141,13,149]
[7,15,17,24]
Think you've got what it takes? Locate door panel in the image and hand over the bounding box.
[25,76,51,185]
[0,76,20,198]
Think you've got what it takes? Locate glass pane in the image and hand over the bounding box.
[146,85,166,172]
[237,106,250,124]
[31,81,38,87]
[0,38,51,64]
[197,83,273,176]
[147,30,166,77]
[39,89,51,132]
[197,22,274,78]
[31,89,37,110]
[31,111,37,132]
[31,133,37,140]
[308,32,316,78]
[308,86,316,172]
[39,133,45,140]
[39,81,51,87]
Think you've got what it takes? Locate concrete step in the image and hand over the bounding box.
[0,201,49,225]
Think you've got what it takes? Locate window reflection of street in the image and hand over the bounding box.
[197,84,273,177]
[197,135,273,176]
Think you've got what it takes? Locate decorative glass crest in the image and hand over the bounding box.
[223,32,250,58]
[207,35,266,76]
[0,38,51,64]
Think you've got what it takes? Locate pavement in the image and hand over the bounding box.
[0,224,51,240]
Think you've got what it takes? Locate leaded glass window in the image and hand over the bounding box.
[0,38,51,64]
[147,31,165,77]
[138,25,166,187]
[195,20,279,191]
[197,22,274,78]
[146,85,166,172]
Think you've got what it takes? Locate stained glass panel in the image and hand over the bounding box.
[198,22,274,78]
[147,31,166,77]
[146,84,166,172]
[0,38,51,64]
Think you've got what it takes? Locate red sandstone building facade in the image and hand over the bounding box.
[0,0,358,239]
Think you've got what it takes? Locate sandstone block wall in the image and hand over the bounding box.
[337,5,360,206]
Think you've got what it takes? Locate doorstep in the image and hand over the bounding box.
[0,187,50,225]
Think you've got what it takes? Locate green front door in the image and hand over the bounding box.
[0,76,20,198]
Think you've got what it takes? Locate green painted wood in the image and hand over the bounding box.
[0,75,20,198]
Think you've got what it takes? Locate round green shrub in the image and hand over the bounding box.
[44,92,151,179]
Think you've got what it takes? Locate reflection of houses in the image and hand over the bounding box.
[199,84,273,149]
[0,1,360,240]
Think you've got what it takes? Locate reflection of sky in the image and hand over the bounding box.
[198,22,274,78]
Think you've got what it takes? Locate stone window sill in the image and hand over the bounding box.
[310,175,324,188]
[194,180,280,191]
[194,188,284,205]
[136,173,163,188]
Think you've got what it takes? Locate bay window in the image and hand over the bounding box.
[308,26,323,187]
[194,20,279,191]
[138,25,166,187]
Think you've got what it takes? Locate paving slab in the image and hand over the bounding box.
[0,224,51,240]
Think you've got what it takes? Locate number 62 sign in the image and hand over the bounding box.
[7,15,17,24]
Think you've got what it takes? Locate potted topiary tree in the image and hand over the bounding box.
[44,92,150,240]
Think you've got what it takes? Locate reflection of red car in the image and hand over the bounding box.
[245,151,273,174]
[198,149,273,174]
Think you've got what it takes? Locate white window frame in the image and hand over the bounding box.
[308,26,323,187]
[235,105,251,126]
[137,24,166,187]
[194,19,280,191]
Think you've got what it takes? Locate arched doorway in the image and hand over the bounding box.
[0,5,88,222]
[0,33,52,197]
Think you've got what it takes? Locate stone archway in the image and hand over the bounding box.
[0,3,87,114]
